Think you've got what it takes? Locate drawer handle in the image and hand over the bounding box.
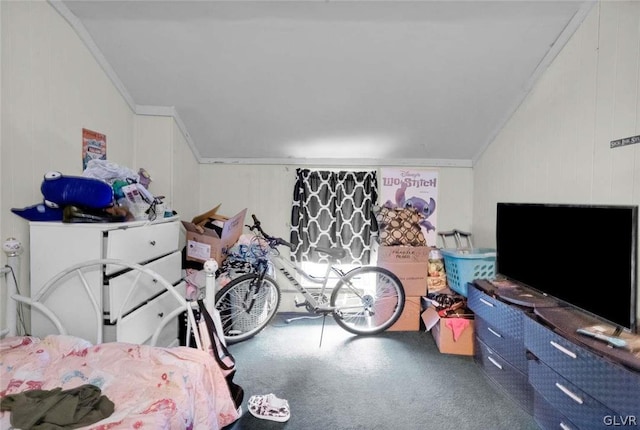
[550,340,577,359]
[487,356,503,370]
[479,298,495,307]
[560,422,573,430]
[555,382,583,405]
[149,240,156,246]
[487,327,502,338]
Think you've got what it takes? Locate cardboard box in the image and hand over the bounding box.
[372,242,431,263]
[377,261,428,296]
[183,208,247,264]
[421,306,474,355]
[373,242,429,296]
[376,295,422,332]
[371,242,431,264]
[431,318,475,355]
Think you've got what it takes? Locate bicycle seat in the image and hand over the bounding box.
[314,247,347,260]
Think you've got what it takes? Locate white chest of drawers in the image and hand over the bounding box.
[29,217,184,346]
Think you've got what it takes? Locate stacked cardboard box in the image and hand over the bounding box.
[372,242,429,331]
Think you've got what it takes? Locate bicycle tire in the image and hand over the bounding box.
[215,273,281,344]
[330,266,405,335]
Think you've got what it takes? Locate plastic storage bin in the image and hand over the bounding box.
[440,248,496,297]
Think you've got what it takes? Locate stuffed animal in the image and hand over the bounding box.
[40,171,114,209]
[12,171,115,222]
[385,182,436,233]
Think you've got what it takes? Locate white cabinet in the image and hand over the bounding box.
[29,217,184,346]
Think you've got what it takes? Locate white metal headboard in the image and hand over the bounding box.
[10,258,202,348]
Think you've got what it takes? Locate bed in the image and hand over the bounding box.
[0,259,240,429]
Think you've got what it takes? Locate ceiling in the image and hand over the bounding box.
[54,0,593,166]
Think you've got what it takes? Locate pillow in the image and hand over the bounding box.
[375,206,427,246]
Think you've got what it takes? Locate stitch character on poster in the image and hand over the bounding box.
[380,168,438,246]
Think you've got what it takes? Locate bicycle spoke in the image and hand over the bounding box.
[215,273,281,344]
[330,267,405,335]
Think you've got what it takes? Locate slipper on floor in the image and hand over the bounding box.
[248,394,290,423]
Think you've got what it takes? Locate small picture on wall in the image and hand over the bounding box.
[82,128,107,170]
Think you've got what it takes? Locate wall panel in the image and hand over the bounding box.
[171,120,200,222]
[0,2,142,333]
[474,2,639,320]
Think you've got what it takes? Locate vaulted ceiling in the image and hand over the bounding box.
[55,0,594,166]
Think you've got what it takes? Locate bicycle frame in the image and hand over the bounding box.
[265,247,353,313]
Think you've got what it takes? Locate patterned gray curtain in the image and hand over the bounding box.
[290,168,378,264]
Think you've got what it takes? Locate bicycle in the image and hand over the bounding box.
[214,214,406,344]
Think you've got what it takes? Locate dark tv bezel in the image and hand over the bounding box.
[496,202,638,334]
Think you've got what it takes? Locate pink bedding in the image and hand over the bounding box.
[0,335,240,429]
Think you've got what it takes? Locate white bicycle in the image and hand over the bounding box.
[215,214,406,344]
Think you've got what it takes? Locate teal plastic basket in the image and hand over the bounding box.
[440,248,496,297]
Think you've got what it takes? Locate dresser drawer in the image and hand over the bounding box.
[105,221,179,274]
[525,317,640,416]
[105,251,183,321]
[475,337,533,414]
[476,317,528,373]
[529,359,615,429]
[533,391,579,430]
[115,281,186,345]
[468,286,524,339]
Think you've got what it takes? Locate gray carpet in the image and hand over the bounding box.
[225,313,539,430]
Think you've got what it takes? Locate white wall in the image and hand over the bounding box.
[0,1,199,334]
[170,120,201,221]
[135,115,200,221]
[473,2,640,321]
[1,1,132,334]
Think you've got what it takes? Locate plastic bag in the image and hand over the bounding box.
[82,159,139,185]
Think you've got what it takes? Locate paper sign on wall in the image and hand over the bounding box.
[82,128,107,170]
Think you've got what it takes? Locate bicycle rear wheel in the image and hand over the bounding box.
[215,273,281,344]
[330,266,405,335]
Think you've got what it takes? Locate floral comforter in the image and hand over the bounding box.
[0,335,239,429]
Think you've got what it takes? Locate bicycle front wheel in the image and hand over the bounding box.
[330,266,405,335]
[215,273,281,344]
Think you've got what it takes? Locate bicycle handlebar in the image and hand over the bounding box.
[248,214,295,252]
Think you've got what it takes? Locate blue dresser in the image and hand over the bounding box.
[525,309,640,430]
[468,281,640,430]
[468,282,533,414]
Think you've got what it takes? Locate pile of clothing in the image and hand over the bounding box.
[183,233,275,300]
[216,234,275,288]
[426,291,472,318]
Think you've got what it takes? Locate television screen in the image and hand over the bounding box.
[496,203,638,333]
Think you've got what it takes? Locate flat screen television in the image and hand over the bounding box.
[496,202,638,333]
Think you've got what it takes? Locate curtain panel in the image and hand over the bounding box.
[290,168,378,264]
